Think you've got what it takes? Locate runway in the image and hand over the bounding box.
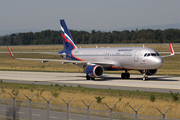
[0,71,180,93]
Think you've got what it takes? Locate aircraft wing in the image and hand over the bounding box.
[161,43,175,58]
[7,46,113,67]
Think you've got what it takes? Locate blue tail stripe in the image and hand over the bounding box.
[60,19,77,50]
[60,20,73,41]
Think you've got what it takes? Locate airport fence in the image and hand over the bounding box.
[0,92,179,120]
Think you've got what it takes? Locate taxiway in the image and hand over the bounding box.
[0,71,180,93]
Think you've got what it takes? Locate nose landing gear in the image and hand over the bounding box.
[143,70,149,81]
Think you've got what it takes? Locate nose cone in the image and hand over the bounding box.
[153,57,163,68]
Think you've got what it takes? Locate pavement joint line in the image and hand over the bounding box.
[32,114,41,116]
[2,109,8,112]
[17,112,24,114]
[50,116,58,119]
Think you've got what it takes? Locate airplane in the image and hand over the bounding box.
[7,19,175,81]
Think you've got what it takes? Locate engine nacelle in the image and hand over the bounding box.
[139,69,157,75]
[85,65,104,78]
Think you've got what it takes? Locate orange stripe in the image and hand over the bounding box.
[111,66,156,70]
[93,65,98,77]
[71,50,86,62]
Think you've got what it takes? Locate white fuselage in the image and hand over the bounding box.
[71,47,163,70]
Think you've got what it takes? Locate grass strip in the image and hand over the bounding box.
[0,82,180,119]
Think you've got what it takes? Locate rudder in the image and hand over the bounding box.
[60,19,77,50]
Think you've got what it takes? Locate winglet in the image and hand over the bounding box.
[169,43,174,55]
[7,46,15,58]
[161,43,175,58]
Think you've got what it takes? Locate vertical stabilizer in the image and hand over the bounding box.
[60,19,77,50]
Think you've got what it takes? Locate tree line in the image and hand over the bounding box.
[0,28,180,45]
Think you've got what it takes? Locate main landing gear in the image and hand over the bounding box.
[143,70,149,81]
[121,71,130,79]
[86,74,95,80]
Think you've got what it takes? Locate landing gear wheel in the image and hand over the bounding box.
[121,73,125,79]
[143,77,149,81]
[91,77,95,80]
[86,75,90,80]
[86,75,95,80]
[121,73,130,79]
[126,73,130,79]
[142,70,149,81]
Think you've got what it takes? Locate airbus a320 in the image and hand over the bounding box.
[7,19,175,81]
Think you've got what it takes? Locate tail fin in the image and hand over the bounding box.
[60,19,77,50]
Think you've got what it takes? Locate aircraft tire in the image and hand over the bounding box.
[86,75,90,80]
[121,73,125,79]
[121,73,130,79]
[126,73,130,79]
[91,77,95,80]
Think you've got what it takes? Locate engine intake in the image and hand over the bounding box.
[85,65,104,78]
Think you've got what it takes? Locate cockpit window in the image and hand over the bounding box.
[144,52,159,57]
[156,52,160,56]
[151,53,156,56]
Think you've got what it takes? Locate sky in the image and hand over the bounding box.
[0,0,180,35]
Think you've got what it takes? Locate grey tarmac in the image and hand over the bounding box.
[0,71,180,93]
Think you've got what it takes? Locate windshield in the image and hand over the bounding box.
[144,52,159,57]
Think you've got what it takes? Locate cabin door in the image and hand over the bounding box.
[134,49,141,62]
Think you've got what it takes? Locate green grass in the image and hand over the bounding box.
[0,82,180,119]
[0,82,178,101]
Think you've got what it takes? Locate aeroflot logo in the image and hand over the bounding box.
[118,49,133,51]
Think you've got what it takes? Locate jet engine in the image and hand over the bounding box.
[85,65,104,78]
[139,69,157,75]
